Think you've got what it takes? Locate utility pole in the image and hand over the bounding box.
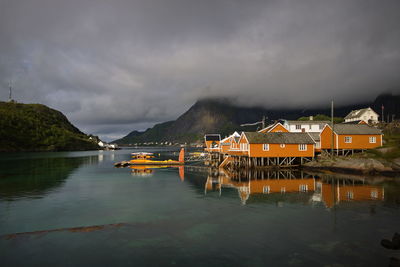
[8,80,12,102]
[240,115,268,129]
[262,115,266,129]
[331,100,334,158]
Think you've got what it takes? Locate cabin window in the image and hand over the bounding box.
[371,190,378,199]
[309,125,312,130]
[281,187,286,193]
[316,142,321,149]
[240,143,249,151]
[299,144,307,151]
[369,136,376,143]
[295,124,301,130]
[280,144,285,148]
[263,144,269,151]
[263,186,270,194]
[299,184,308,192]
[344,136,352,143]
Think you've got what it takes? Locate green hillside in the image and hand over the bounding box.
[0,101,99,152]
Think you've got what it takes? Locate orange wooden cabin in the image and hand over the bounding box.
[320,124,382,150]
[236,132,315,158]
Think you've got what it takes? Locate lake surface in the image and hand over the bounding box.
[0,148,399,266]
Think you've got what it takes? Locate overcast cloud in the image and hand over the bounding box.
[1,0,400,140]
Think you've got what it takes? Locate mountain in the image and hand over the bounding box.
[114,93,400,144]
[0,101,99,152]
[371,93,400,122]
[113,99,263,144]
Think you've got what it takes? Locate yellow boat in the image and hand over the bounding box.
[129,148,185,165]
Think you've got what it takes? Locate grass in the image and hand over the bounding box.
[365,128,400,160]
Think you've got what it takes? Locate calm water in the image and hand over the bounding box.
[0,148,399,266]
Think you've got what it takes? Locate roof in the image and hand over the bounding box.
[232,131,240,137]
[285,120,329,125]
[220,136,230,143]
[243,132,315,144]
[344,107,378,120]
[331,124,382,135]
[204,134,221,141]
[221,131,241,143]
[258,122,288,133]
[258,123,275,133]
[342,120,365,124]
[308,132,320,142]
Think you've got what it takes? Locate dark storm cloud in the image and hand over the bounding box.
[1,0,400,140]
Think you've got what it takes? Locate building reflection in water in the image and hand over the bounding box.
[205,168,384,207]
[130,166,185,181]
[130,166,154,177]
[98,152,104,162]
[316,178,384,208]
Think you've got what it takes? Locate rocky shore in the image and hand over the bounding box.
[304,156,400,177]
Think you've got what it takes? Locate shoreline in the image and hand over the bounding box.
[302,156,400,178]
[302,165,400,178]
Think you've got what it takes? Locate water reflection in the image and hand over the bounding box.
[130,165,185,181]
[0,156,89,200]
[205,168,385,207]
[315,178,384,208]
[130,166,155,177]
[0,150,399,266]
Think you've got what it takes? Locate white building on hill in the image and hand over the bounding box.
[344,107,379,124]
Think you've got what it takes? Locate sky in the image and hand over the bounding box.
[1,0,400,141]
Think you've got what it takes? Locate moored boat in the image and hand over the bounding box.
[129,148,185,165]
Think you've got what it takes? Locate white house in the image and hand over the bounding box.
[344,107,379,124]
[283,120,329,133]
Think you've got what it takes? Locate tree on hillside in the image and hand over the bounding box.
[297,114,344,123]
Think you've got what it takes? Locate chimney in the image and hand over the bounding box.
[309,116,313,121]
